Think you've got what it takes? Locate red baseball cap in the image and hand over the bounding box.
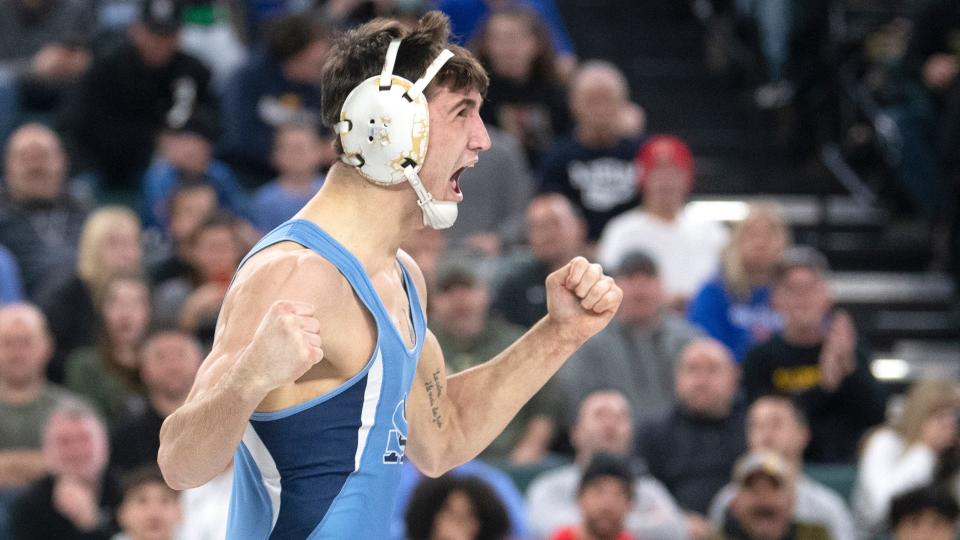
[635,135,694,187]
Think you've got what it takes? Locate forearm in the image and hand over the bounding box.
[0,450,45,488]
[158,363,265,490]
[438,317,581,468]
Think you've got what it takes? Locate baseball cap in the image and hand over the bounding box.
[614,250,659,277]
[889,486,960,529]
[578,452,634,496]
[773,246,829,284]
[732,451,791,486]
[166,105,219,142]
[435,259,481,292]
[141,0,183,36]
[635,135,694,187]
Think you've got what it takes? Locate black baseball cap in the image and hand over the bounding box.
[614,250,659,277]
[773,246,829,284]
[141,0,183,35]
[578,453,634,497]
[166,104,219,142]
[435,259,482,292]
[889,486,960,529]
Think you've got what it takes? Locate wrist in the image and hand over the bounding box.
[224,356,271,406]
[540,315,586,349]
[69,507,102,532]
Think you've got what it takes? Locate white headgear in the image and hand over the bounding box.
[334,39,459,229]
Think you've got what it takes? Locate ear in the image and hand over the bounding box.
[40,332,55,370]
[116,501,130,530]
[771,285,785,313]
[730,363,743,387]
[574,215,588,242]
[799,425,811,450]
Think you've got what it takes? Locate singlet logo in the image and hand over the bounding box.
[383,398,408,464]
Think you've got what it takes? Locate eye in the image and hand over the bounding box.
[456,108,470,118]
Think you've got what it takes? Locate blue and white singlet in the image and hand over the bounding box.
[225,219,426,539]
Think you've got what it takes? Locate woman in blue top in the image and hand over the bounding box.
[688,203,789,361]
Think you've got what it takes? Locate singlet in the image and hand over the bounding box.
[224,219,426,539]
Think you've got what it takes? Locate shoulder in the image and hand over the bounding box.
[44,383,84,406]
[638,414,673,444]
[616,137,643,156]
[862,427,900,452]
[527,464,577,496]
[695,277,727,297]
[541,136,581,163]
[607,210,647,232]
[11,476,52,508]
[688,280,729,314]
[745,336,779,358]
[798,476,850,512]
[662,311,704,338]
[707,482,737,511]
[65,347,100,372]
[218,247,352,340]
[253,182,281,202]
[634,473,677,501]
[689,215,730,242]
[174,51,211,77]
[233,246,348,300]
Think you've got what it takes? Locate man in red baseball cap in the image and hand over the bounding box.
[597,135,728,308]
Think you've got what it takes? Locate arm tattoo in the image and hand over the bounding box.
[424,369,444,429]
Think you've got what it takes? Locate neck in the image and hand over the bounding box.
[113,345,137,369]
[745,267,773,287]
[497,66,530,84]
[59,472,102,490]
[0,378,44,405]
[279,172,317,190]
[620,310,661,329]
[577,524,618,540]
[576,125,619,149]
[294,163,420,272]
[685,403,731,420]
[783,324,822,346]
[644,203,680,222]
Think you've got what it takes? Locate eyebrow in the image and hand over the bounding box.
[449,98,479,114]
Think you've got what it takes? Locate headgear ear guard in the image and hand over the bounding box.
[334,39,460,229]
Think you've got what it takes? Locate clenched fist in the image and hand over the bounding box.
[238,300,324,394]
[544,256,623,343]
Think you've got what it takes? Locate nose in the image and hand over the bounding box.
[469,117,491,153]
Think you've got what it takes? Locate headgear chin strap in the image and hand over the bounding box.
[403,167,458,229]
[335,38,459,229]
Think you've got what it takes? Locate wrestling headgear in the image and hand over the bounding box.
[334,39,458,229]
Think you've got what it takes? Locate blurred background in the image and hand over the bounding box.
[0,0,958,539]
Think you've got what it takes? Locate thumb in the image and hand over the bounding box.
[545,265,568,290]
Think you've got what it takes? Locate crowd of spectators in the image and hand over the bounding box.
[1,1,959,540]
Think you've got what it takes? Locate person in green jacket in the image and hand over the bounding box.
[65,273,150,425]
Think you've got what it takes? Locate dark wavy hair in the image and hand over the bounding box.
[405,475,510,540]
[320,10,489,155]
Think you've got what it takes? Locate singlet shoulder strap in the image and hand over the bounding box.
[237,219,425,354]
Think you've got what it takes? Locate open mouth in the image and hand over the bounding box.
[450,167,465,196]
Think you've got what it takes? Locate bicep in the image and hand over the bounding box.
[404,332,451,460]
